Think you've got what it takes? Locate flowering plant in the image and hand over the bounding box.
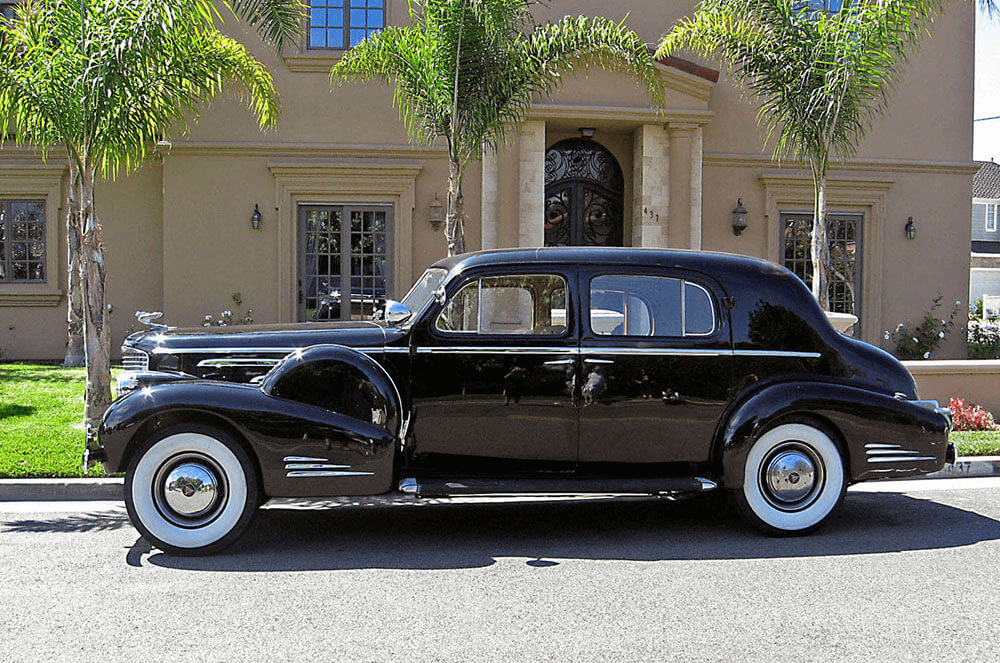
[202,292,254,327]
[948,397,999,432]
[884,295,960,360]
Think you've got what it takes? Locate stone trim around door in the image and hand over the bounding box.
[268,160,421,323]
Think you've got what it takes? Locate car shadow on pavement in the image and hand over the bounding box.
[147,491,1000,572]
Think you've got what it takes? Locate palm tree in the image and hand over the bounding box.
[332,0,662,256]
[0,0,279,426]
[36,0,301,367]
[658,0,942,310]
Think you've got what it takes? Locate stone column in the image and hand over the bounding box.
[667,123,695,249]
[481,147,499,251]
[518,120,546,247]
[689,126,704,250]
[632,124,670,247]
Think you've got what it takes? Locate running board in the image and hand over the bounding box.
[398,476,717,498]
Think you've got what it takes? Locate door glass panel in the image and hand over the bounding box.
[684,282,715,336]
[436,275,568,335]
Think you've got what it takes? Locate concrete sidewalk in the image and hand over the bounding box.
[1,457,998,501]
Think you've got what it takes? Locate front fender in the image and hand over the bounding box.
[718,381,950,489]
[261,344,404,438]
[99,381,396,497]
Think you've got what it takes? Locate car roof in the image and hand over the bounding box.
[431,247,785,279]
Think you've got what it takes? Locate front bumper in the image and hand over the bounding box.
[82,425,107,475]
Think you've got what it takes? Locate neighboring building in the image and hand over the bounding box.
[971,160,1000,316]
[0,2,976,360]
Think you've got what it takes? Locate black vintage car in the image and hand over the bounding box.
[90,248,953,555]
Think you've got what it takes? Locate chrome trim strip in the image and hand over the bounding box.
[153,346,388,355]
[697,478,718,491]
[284,463,353,470]
[865,443,901,449]
[542,359,574,366]
[681,281,717,338]
[733,350,823,359]
[399,478,418,495]
[583,358,615,364]
[414,346,576,355]
[196,357,282,368]
[286,470,376,477]
[282,456,328,463]
[866,456,938,463]
[866,449,921,456]
[582,347,727,357]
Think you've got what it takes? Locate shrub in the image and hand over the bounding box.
[948,397,999,432]
[202,292,254,327]
[968,319,1000,359]
[884,295,960,360]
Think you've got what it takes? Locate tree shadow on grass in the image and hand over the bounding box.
[0,403,35,419]
[145,491,1000,572]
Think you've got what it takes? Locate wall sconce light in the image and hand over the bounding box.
[579,127,596,139]
[904,216,916,240]
[251,204,262,230]
[429,194,444,231]
[732,198,748,236]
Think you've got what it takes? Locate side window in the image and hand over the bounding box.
[435,274,568,335]
[590,275,715,337]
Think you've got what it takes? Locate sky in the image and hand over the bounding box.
[975,6,1000,162]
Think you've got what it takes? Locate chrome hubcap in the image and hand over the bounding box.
[760,443,824,511]
[153,454,227,527]
[163,463,219,517]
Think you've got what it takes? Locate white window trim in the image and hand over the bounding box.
[0,163,65,307]
[976,199,1000,233]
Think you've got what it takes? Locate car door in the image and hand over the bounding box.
[577,267,733,465]
[407,268,579,472]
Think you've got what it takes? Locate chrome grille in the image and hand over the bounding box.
[121,347,149,372]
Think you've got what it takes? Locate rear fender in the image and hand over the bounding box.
[717,382,950,488]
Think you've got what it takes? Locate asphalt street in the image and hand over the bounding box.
[2,478,999,663]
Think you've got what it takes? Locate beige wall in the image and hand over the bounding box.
[0,1,976,361]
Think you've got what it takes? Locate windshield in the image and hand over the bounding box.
[400,268,448,320]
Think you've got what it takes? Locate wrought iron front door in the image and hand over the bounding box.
[544,138,624,247]
[298,204,393,321]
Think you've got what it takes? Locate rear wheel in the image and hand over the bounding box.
[124,425,259,555]
[733,422,846,535]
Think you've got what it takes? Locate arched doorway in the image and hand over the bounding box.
[543,137,625,247]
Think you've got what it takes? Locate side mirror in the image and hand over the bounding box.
[383,300,413,324]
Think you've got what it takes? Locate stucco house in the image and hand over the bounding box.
[0,1,976,360]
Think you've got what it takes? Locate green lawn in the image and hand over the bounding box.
[1,362,999,478]
[0,363,110,477]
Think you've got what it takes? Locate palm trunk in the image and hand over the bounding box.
[79,159,112,428]
[445,158,466,256]
[811,173,830,311]
[63,160,85,367]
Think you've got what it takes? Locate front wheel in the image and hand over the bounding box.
[124,425,260,555]
[733,422,846,535]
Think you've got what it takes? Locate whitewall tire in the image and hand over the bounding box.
[734,422,846,535]
[124,426,260,555]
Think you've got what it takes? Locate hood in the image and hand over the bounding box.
[126,320,406,354]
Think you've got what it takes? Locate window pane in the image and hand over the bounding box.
[350,7,366,25]
[350,28,366,46]
[437,274,567,335]
[591,275,682,337]
[684,282,715,335]
[310,28,327,48]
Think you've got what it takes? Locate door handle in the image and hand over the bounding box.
[543,359,574,367]
[584,358,615,365]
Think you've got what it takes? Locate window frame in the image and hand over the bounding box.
[986,202,999,233]
[587,273,718,339]
[780,210,863,328]
[433,272,572,339]
[0,164,64,306]
[0,198,47,284]
[307,0,386,51]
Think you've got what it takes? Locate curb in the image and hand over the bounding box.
[2,457,999,502]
